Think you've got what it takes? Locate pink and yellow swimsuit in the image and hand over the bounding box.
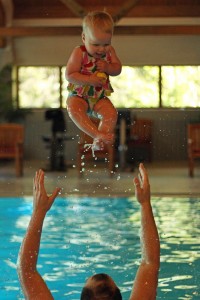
[67,45,114,112]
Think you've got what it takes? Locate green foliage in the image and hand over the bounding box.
[110,66,159,108]
[0,65,30,122]
[0,65,13,118]
[162,66,200,107]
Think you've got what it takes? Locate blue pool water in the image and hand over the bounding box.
[0,196,199,300]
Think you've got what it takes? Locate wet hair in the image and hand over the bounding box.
[81,273,122,300]
[82,11,114,35]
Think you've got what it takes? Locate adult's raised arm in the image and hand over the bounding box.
[17,169,61,300]
[130,163,160,300]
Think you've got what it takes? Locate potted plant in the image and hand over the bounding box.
[0,65,30,123]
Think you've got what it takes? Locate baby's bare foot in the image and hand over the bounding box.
[93,138,104,151]
[92,132,114,152]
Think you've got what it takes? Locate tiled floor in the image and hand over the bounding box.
[0,160,200,197]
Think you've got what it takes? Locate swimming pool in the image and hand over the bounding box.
[0,196,199,300]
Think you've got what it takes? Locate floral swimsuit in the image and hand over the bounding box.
[67,45,114,112]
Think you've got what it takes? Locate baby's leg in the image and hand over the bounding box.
[67,96,100,139]
[93,97,118,145]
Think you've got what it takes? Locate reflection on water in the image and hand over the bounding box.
[0,196,199,300]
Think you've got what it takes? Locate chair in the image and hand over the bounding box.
[116,109,132,169]
[187,123,200,177]
[0,123,24,176]
[43,109,67,171]
[77,118,115,177]
[127,119,153,162]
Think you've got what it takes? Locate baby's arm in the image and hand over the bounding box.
[96,46,122,76]
[66,47,103,87]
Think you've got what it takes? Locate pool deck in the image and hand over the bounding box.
[0,160,200,197]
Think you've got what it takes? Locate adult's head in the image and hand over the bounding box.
[81,273,122,300]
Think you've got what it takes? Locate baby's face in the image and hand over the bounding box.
[82,27,112,58]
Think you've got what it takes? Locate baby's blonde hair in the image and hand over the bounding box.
[82,11,114,35]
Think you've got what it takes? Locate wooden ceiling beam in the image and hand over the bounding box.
[58,0,87,18]
[0,0,14,49]
[116,25,200,35]
[0,26,81,36]
[113,0,140,23]
[1,0,13,25]
[13,5,200,19]
[1,25,200,36]
[126,5,200,17]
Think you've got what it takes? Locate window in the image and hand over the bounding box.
[162,66,200,108]
[61,66,68,103]
[16,65,200,109]
[18,67,61,108]
[110,66,159,108]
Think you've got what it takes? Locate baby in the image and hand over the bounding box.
[66,11,122,151]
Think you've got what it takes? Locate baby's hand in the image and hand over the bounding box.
[96,60,109,73]
[89,72,104,87]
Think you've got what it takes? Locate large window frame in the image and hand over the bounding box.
[14,65,200,109]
